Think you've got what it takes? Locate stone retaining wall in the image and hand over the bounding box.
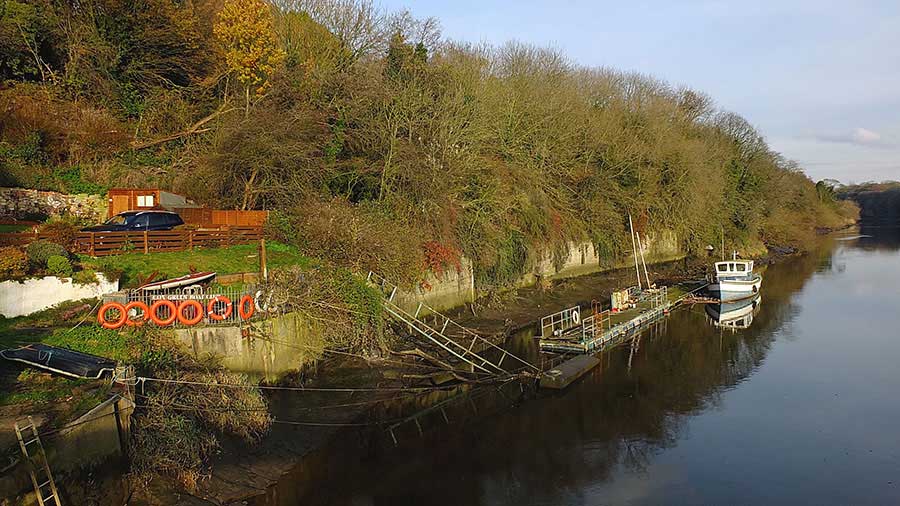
[393,230,686,314]
[0,187,106,222]
[174,312,324,381]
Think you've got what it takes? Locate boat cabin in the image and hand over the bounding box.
[715,259,755,279]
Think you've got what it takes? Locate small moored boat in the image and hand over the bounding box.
[708,253,762,302]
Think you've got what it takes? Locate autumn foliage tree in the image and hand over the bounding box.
[214,0,285,113]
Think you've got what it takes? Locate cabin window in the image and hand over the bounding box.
[717,264,727,272]
[736,263,746,272]
[137,195,154,207]
[729,263,735,271]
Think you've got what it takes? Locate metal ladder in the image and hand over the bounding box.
[14,416,62,506]
[367,272,539,378]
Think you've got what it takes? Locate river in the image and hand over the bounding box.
[303,226,900,505]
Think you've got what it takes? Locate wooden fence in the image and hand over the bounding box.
[0,226,263,257]
[174,208,269,227]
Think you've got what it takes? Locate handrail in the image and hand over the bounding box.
[367,272,540,376]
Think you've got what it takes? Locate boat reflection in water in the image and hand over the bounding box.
[705,293,762,330]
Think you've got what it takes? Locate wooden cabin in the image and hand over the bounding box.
[106,188,199,218]
[106,188,267,227]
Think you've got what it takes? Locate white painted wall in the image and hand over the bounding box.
[0,274,118,318]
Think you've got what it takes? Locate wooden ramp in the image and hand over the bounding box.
[539,355,601,389]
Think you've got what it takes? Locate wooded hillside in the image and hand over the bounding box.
[0,0,858,285]
[838,182,900,223]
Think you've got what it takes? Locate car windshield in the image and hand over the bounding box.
[105,214,133,225]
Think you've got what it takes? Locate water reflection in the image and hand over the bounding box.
[704,293,762,330]
[305,227,900,506]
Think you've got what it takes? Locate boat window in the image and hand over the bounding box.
[729,263,735,271]
[736,263,746,272]
[717,264,727,272]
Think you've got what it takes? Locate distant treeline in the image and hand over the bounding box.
[837,182,900,223]
[0,0,858,285]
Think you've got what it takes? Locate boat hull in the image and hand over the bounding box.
[708,276,762,302]
[140,271,217,291]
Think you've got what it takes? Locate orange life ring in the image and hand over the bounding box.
[149,300,177,326]
[98,302,127,330]
[177,300,204,326]
[124,301,149,327]
[238,294,255,320]
[207,295,233,321]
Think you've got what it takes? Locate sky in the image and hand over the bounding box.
[380,0,900,184]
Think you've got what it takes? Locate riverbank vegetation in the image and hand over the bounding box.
[837,181,900,224]
[0,0,858,289]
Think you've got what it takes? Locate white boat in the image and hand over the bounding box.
[139,271,217,291]
[708,253,762,302]
[705,294,762,330]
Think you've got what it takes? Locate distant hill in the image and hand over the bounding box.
[838,182,900,223]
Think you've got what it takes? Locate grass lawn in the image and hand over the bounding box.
[0,224,30,233]
[80,241,312,287]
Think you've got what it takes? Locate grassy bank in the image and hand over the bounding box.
[80,241,311,287]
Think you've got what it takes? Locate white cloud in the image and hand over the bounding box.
[851,127,882,144]
[816,127,892,147]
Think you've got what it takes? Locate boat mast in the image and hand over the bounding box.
[636,231,651,289]
[628,213,642,291]
[721,226,725,261]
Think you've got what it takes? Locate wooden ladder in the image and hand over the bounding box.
[14,416,62,506]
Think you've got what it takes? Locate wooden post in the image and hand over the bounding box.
[259,238,268,282]
[188,230,194,251]
[90,232,96,257]
[144,230,149,254]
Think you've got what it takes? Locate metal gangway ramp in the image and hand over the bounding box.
[367,272,540,378]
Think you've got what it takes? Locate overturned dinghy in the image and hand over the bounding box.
[139,271,217,291]
[1,344,117,379]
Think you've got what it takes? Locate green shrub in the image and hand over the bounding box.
[47,255,73,277]
[0,246,28,279]
[72,268,98,285]
[264,209,294,242]
[38,218,81,250]
[26,240,68,269]
[51,166,107,195]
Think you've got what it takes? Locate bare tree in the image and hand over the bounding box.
[386,9,442,51]
[270,0,388,62]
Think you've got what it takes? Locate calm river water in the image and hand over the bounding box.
[313,226,900,505]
